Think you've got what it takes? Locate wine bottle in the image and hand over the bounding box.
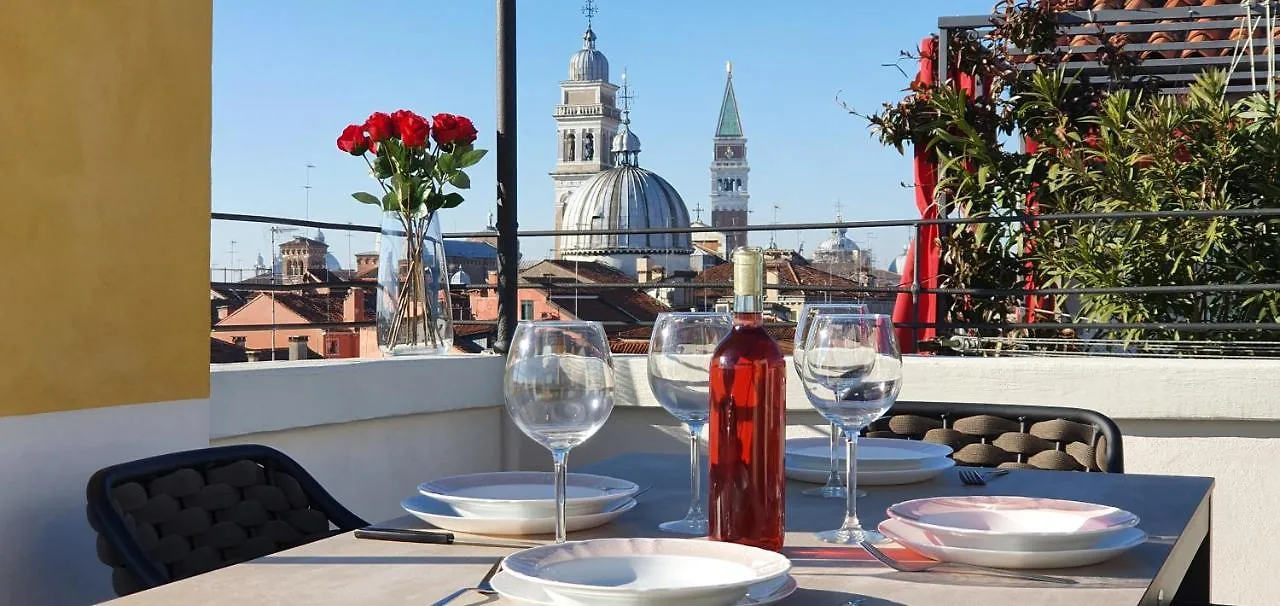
[708,247,787,552]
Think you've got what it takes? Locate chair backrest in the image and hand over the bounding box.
[863,401,1124,473]
[87,444,368,596]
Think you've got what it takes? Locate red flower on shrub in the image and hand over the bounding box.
[431,113,478,147]
[336,124,369,155]
[364,112,396,142]
[392,110,431,148]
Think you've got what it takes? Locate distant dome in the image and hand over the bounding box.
[323,253,342,271]
[568,27,608,82]
[450,268,471,286]
[816,228,859,253]
[888,246,909,275]
[314,229,326,243]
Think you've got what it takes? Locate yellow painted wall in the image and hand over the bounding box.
[0,1,212,416]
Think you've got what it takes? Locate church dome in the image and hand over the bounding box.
[568,27,608,82]
[611,121,640,156]
[560,165,692,254]
[449,267,471,286]
[816,227,859,253]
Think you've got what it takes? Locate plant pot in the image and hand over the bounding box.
[377,210,453,355]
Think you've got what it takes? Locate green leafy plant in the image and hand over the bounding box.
[866,1,1280,351]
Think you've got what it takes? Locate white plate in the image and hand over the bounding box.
[786,437,953,471]
[401,494,635,536]
[786,456,955,486]
[418,472,639,518]
[490,571,798,606]
[879,518,1147,569]
[501,538,792,606]
[886,495,1141,552]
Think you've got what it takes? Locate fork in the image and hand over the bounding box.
[859,541,1076,584]
[432,558,502,606]
[959,468,1009,486]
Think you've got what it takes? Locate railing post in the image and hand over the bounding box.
[494,0,519,354]
[911,221,922,349]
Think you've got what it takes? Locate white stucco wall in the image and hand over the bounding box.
[7,353,1274,605]
[0,398,210,606]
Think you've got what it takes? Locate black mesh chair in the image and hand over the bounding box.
[863,401,1124,473]
[87,444,368,596]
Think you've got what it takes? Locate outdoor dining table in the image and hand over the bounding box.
[104,452,1213,606]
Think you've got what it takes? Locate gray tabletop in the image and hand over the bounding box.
[105,453,1213,606]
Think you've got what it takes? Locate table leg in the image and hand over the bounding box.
[1171,529,1210,604]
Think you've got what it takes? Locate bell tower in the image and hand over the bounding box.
[551,0,620,257]
[710,61,749,251]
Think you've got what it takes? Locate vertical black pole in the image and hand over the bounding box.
[494,0,519,354]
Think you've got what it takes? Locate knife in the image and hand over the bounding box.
[355,527,543,549]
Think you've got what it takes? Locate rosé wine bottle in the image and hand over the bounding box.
[708,247,787,552]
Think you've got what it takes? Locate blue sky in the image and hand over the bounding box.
[210,0,994,276]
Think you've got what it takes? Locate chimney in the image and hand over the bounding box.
[487,270,499,285]
[636,257,651,283]
[232,336,247,347]
[245,350,260,362]
[765,263,780,302]
[288,335,309,361]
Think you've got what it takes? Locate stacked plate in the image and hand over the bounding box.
[784,437,955,486]
[879,495,1147,569]
[400,471,638,536]
[493,538,796,606]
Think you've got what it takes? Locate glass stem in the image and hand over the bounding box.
[686,422,706,519]
[826,422,842,485]
[552,448,569,544]
[842,433,862,532]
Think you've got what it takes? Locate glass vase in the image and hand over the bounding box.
[377,210,453,355]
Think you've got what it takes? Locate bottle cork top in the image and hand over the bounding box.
[733,247,764,298]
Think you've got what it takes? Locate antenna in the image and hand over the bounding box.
[227,240,239,279]
[302,163,316,220]
[769,205,780,249]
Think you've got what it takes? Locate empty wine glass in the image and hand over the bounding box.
[648,312,732,535]
[800,313,902,545]
[794,303,869,498]
[504,321,616,543]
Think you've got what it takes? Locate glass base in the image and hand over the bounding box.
[659,517,708,536]
[801,485,867,498]
[815,527,888,545]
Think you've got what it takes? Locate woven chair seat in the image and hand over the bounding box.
[862,401,1124,473]
[87,445,367,596]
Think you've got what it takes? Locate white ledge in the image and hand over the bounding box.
[210,355,506,439]
[208,352,1280,440]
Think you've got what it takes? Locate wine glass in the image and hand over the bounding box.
[648,312,732,535]
[800,313,902,544]
[503,321,616,543]
[794,303,870,498]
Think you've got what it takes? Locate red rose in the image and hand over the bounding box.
[431,113,478,147]
[392,110,430,148]
[364,112,396,142]
[336,124,369,155]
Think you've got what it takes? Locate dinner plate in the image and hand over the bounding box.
[879,518,1147,569]
[501,537,792,606]
[490,571,798,606]
[785,455,955,486]
[785,437,953,471]
[418,472,639,518]
[401,494,635,536]
[886,495,1141,552]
